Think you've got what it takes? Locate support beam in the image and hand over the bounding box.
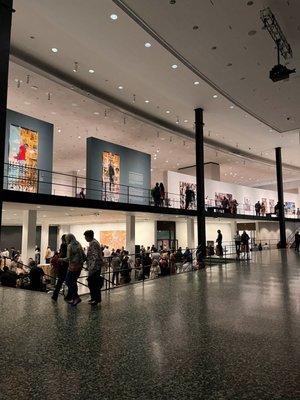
[126,214,135,255]
[195,108,206,253]
[0,0,13,241]
[187,218,195,249]
[275,147,286,248]
[21,210,37,263]
[41,223,49,263]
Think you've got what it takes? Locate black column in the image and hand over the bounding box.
[0,0,13,242]
[195,108,206,252]
[275,147,286,248]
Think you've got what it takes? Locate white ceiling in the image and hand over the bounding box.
[10,0,300,171]
[118,0,300,132]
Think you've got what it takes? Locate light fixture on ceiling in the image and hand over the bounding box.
[58,128,61,133]
[213,94,218,98]
[110,13,118,20]
[72,103,77,107]
[230,105,234,109]
[73,61,79,73]
[51,47,58,53]
[176,117,180,124]
[24,101,31,105]
[78,136,81,139]
[144,42,151,48]
[118,85,124,90]
[171,64,178,69]
[30,85,38,90]
[183,119,188,123]
[269,129,273,132]
[88,69,95,74]
[145,100,150,103]
[93,111,100,115]
[194,81,200,85]
[166,110,171,114]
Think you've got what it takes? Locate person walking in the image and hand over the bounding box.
[61,234,85,306]
[84,230,104,305]
[51,235,69,302]
[241,231,250,259]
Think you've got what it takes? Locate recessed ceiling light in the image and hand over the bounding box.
[51,47,58,53]
[269,129,273,132]
[213,94,218,98]
[171,64,178,69]
[51,111,57,115]
[118,85,124,90]
[183,119,188,123]
[78,136,81,139]
[58,128,61,133]
[144,42,151,48]
[93,111,100,115]
[110,13,118,20]
[230,105,234,109]
[166,110,171,114]
[24,101,31,105]
[166,160,169,163]
[31,85,38,90]
[88,69,95,74]
[194,81,200,85]
[145,100,150,103]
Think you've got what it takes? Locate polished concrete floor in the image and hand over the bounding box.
[1,250,300,399]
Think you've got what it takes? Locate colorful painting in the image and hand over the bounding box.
[285,201,296,215]
[269,199,275,214]
[244,197,251,212]
[215,192,233,207]
[100,230,126,251]
[8,124,38,192]
[102,151,120,201]
[179,181,196,209]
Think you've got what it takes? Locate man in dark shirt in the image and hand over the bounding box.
[216,230,223,257]
[0,266,18,287]
[29,261,45,291]
[52,235,69,301]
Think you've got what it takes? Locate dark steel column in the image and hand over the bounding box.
[275,147,286,248]
[195,108,206,252]
[0,0,13,241]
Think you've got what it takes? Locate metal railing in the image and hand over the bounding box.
[3,163,300,219]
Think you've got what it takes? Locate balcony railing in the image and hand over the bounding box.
[3,163,300,219]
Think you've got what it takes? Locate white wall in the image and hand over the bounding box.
[167,171,300,216]
[258,221,299,242]
[64,220,156,249]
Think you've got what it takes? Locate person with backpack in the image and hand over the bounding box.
[61,233,85,306]
[84,230,104,305]
[241,231,250,258]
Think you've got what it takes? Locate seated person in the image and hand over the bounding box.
[0,266,18,287]
[29,260,45,291]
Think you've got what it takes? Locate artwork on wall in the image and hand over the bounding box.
[269,199,275,213]
[215,192,233,207]
[100,230,126,250]
[179,182,196,209]
[8,124,38,192]
[244,197,251,212]
[102,151,120,201]
[285,201,296,215]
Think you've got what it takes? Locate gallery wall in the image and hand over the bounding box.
[4,109,54,194]
[166,171,300,215]
[86,137,151,204]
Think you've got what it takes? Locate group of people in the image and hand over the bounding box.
[151,182,166,207]
[254,201,267,216]
[220,196,238,215]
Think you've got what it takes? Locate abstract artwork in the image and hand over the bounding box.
[102,151,120,201]
[244,197,251,212]
[100,230,126,250]
[8,124,38,192]
[179,181,196,209]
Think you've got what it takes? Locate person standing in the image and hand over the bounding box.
[45,246,52,263]
[255,201,261,216]
[185,186,194,210]
[159,183,165,206]
[241,231,250,258]
[61,234,85,306]
[51,235,69,302]
[84,230,104,305]
[234,230,241,259]
[152,183,161,207]
[261,202,266,216]
[216,230,223,257]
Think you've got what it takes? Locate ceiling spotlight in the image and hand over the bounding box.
[78,136,81,139]
[73,61,79,73]
[213,94,218,98]
[93,111,100,115]
[30,85,38,90]
[144,42,151,48]
[118,85,124,90]
[194,81,200,85]
[24,101,31,105]
[183,119,188,123]
[166,110,171,114]
[88,69,95,74]
[171,64,178,69]
[145,100,150,103]
[176,117,180,124]
[269,129,273,132]
[51,47,58,53]
[110,13,118,20]
[58,129,61,133]
[230,105,234,109]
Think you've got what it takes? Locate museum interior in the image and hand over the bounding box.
[1,1,300,399]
